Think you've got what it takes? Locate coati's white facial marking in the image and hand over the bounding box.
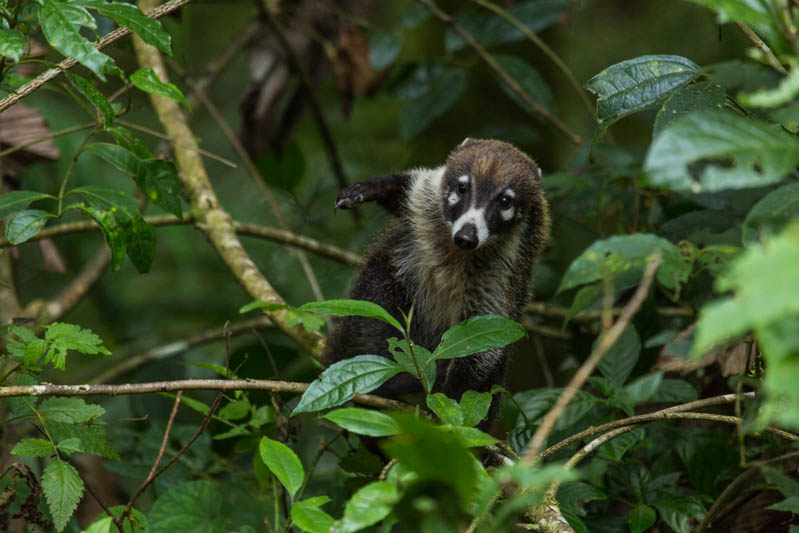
[500,188,516,221]
[447,191,459,206]
[458,175,469,184]
[448,174,470,206]
[452,206,489,246]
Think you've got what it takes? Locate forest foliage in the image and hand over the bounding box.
[1,0,799,532]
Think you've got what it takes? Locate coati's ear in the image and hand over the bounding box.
[457,137,477,150]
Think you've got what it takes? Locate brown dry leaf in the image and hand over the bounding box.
[333,27,383,115]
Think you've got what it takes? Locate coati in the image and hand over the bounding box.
[325,138,550,427]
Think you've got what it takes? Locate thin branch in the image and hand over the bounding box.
[736,22,788,74]
[115,120,237,168]
[0,215,363,268]
[87,316,273,384]
[521,251,661,463]
[0,378,409,411]
[416,0,583,145]
[119,391,182,528]
[525,302,694,322]
[0,0,195,114]
[470,0,595,117]
[0,122,95,159]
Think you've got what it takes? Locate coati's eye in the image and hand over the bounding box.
[499,195,513,209]
[457,182,468,194]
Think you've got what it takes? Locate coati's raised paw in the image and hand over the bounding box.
[335,182,373,210]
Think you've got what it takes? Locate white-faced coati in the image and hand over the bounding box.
[326,138,550,427]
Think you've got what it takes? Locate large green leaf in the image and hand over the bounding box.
[399,65,467,140]
[130,68,189,109]
[557,234,690,295]
[291,498,335,533]
[149,480,224,533]
[38,0,115,80]
[338,481,399,533]
[39,397,105,424]
[324,408,400,437]
[0,190,54,219]
[258,437,304,499]
[459,390,492,428]
[65,72,115,128]
[292,355,403,415]
[433,315,526,361]
[492,54,556,116]
[585,55,700,125]
[78,0,171,54]
[11,438,56,458]
[5,209,52,245]
[644,110,799,193]
[742,182,799,246]
[653,81,726,138]
[298,299,403,332]
[0,28,25,62]
[42,459,84,532]
[597,325,641,388]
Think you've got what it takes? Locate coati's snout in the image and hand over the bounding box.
[453,223,479,249]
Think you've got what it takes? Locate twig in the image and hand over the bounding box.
[521,250,661,463]
[0,0,194,114]
[118,391,182,529]
[416,0,583,145]
[86,316,273,384]
[0,379,409,411]
[115,120,237,168]
[532,335,554,388]
[0,122,95,159]
[736,22,788,74]
[526,302,694,321]
[521,318,573,340]
[0,215,363,269]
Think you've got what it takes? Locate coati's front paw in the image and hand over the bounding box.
[335,182,373,210]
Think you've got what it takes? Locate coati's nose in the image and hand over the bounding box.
[453,224,479,250]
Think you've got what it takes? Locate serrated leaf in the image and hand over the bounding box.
[56,437,83,456]
[258,436,304,499]
[444,426,498,447]
[48,421,118,460]
[742,182,799,246]
[323,408,400,436]
[627,503,656,533]
[492,54,556,116]
[0,190,53,219]
[585,55,700,125]
[434,314,525,361]
[653,81,726,137]
[149,480,223,533]
[218,399,250,421]
[400,65,466,140]
[78,0,171,54]
[12,438,56,457]
[38,0,114,80]
[42,459,84,532]
[65,72,114,127]
[298,299,403,332]
[0,28,25,62]
[459,390,492,427]
[557,233,690,295]
[338,481,399,533]
[40,397,105,424]
[291,499,335,533]
[426,393,463,426]
[45,322,111,370]
[292,355,402,415]
[644,110,799,193]
[597,325,641,388]
[130,68,189,109]
[23,337,49,366]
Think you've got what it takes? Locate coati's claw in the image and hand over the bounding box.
[335,184,369,210]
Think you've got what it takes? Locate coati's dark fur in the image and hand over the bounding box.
[325,139,550,427]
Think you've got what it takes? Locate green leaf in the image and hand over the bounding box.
[121,213,156,273]
[652,496,705,533]
[78,0,171,54]
[78,204,126,270]
[742,182,799,246]
[585,55,700,125]
[258,436,304,499]
[622,371,663,404]
[599,427,645,461]
[292,355,402,415]
[56,437,83,456]
[650,379,698,403]
[149,480,224,533]
[239,300,286,314]
[459,390,492,428]
[644,110,799,193]
[514,388,599,431]
[434,314,526,361]
[0,28,25,62]
[65,72,115,127]
[627,503,656,533]
[597,325,641,388]
[87,505,148,533]
[84,142,140,175]
[768,496,799,513]
[45,322,110,371]
[323,407,400,436]
[40,397,105,424]
[12,438,56,457]
[399,65,467,140]
[653,81,726,138]
[740,66,799,108]
[426,393,464,426]
[6,209,52,245]
[38,0,115,80]
[338,481,399,533]
[298,299,403,332]
[291,499,335,533]
[84,516,114,533]
[107,125,154,159]
[685,0,781,51]
[492,54,556,116]
[445,1,570,51]
[369,30,401,70]
[0,190,53,219]
[130,68,190,109]
[557,233,690,296]
[443,426,498,447]
[218,399,250,421]
[42,459,84,532]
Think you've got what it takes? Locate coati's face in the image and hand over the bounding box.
[440,139,541,251]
